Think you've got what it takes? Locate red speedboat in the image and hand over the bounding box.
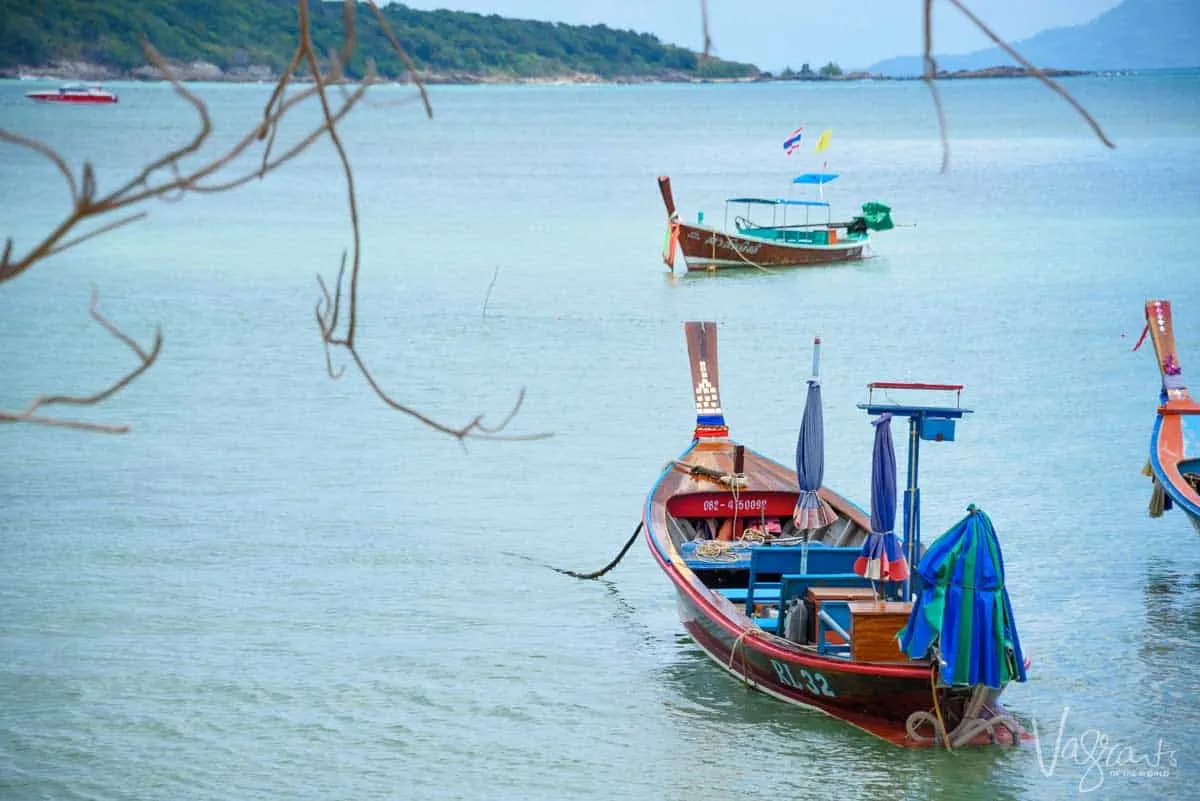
[25,84,118,104]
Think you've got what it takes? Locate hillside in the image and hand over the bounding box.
[0,0,759,82]
[869,0,1200,76]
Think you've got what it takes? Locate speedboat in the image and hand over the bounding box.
[25,84,119,104]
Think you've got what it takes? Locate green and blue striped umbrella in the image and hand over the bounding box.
[897,506,1026,688]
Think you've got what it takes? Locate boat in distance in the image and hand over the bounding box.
[1141,299,1200,533]
[25,84,119,104]
[657,175,893,272]
[641,322,1028,747]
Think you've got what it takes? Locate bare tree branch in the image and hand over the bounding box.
[3,0,546,441]
[922,0,1115,172]
[366,0,433,119]
[0,290,161,433]
[923,0,951,173]
[944,0,1115,149]
[0,129,78,203]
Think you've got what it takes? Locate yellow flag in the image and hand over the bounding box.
[814,129,832,153]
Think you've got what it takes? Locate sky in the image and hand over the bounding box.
[395,0,1124,71]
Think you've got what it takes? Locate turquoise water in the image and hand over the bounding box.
[2,73,1199,800]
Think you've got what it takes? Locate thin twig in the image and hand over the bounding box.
[0,291,161,432]
[366,0,433,118]
[923,0,950,173]
[944,0,1115,149]
[44,212,149,259]
[482,266,499,320]
[0,129,78,202]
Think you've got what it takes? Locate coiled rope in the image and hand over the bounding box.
[904,666,1023,748]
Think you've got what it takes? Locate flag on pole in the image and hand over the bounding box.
[814,129,833,153]
[783,127,804,156]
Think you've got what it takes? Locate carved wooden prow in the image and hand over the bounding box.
[684,321,729,439]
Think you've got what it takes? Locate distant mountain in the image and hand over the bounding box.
[869,0,1200,76]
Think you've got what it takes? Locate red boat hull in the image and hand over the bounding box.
[675,221,865,271]
[25,91,118,104]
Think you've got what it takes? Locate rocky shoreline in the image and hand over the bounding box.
[3,60,1089,85]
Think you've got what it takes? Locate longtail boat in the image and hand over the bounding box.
[1141,300,1200,533]
[642,322,1028,747]
[656,175,892,272]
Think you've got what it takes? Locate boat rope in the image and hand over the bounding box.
[667,460,748,487]
[904,667,1024,748]
[692,540,743,562]
[930,661,953,751]
[728,628,758,688]
[544,522,643,580]
[1149,479,1166,518]
[716,231,775,274]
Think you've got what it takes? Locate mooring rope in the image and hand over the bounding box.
[716,231,775,274]
[544,522,643,580]
[728,628,758,688]
[904,668,1023,748]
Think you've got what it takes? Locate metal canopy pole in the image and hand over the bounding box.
[902,414,922,601]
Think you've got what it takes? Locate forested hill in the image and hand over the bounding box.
[0,0,759,81]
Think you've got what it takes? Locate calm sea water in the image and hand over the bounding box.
[2,73,1199,801]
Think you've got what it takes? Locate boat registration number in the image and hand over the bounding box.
[771,661,836,697]
[700,497,768,513]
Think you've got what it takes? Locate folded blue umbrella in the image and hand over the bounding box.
[794,377,837,531]
[854,413,909,582]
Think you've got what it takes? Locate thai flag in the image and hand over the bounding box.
[783,127,804,155]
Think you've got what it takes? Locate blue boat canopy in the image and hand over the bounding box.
[793,173,839,185]
[726,197,831,208]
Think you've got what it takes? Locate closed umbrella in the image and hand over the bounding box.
[794,340,838,542]
[854,413,909,584]
[898,506,1027,689]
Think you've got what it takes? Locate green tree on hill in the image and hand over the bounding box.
[0,0,757,80]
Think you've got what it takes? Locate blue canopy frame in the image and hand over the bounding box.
[793,173,839,185]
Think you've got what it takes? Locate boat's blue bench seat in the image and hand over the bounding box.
[719,572,867,605]
[708,544,865,630]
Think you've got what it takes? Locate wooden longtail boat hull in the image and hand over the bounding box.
[1145,300,1200,533]
[674,221,866,271]
[643,323,1025,747]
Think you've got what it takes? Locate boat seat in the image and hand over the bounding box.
[717,583,779,604]
[745,546,861,611]
[816,600,854,656]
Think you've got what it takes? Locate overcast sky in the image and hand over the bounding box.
[395,0,1123,71]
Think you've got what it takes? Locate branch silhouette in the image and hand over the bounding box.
[0,290,161,434]
[696,0,1113,171]
[2,0,547,441]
